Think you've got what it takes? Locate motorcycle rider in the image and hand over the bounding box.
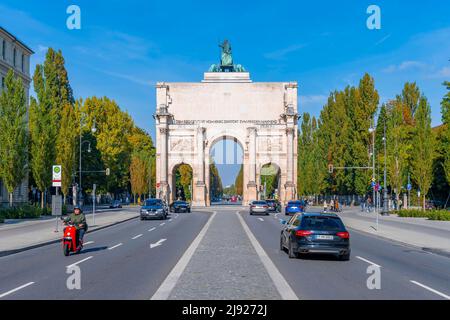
[64,206,88,250]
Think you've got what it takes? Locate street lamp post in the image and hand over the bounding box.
[382,119,389,215]
[369,124,376,213]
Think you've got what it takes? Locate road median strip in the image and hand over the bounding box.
[236,211,298,300]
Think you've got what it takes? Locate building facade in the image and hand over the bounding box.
[0,27,34,204]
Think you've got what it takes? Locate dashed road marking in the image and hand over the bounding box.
[356,256,382,268]
[66,256,93,269]
[83,241,94,245]
[160,223,166,226]
[132,234,143,240]
[410,280,450,300]
[108,243,123,250]
[148,227,156,232]
[258,218,264,222]
[0,282,34,299]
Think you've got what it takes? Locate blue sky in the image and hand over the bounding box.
[1,1,449,185]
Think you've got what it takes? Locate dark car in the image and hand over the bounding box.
[266,199,281,212]
[140,199,168,220]
[280,213,350,260]
[109,200,122,209]
[285,200,306,215]
[170,200,191,213]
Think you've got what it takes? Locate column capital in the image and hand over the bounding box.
[247,127,257,135]
[159,128,169,134]
[285,127,295,135]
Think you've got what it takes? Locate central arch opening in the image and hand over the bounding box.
[209,136,244,205]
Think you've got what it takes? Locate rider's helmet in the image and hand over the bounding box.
[74,206,83,213]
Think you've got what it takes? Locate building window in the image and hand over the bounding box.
[13,48,16,67]
[2,40,5,60]
[21,53,25,72]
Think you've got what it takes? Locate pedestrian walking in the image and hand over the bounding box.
[323,200,328,213]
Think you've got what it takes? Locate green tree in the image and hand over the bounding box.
[56,102,78,203]
[0,70,28,206]
[411,97,435,210]
[235,164,243,196]
[130,152,148,203]
[30,48,74,207]
[82,97,134,195]
[441,81,450,186]
[209,161,223,199]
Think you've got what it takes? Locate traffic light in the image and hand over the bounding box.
[328,164,334,174]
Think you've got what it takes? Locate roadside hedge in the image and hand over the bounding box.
[0,205,48,221]
[394,209,450,221]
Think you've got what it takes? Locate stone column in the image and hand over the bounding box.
[193,127,206,206]
[158,128,169,202]
[247,127,257,201]
[284,127,295,202]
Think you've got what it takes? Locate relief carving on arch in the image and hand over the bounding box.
[169,136,194,152]
[258,136,283,152]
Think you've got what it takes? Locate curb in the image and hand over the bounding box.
[346,225,450,259]
[0,215,139,258]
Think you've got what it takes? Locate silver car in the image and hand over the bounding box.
[250,200,269,215]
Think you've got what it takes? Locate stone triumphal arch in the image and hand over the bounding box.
[155,42,298,206]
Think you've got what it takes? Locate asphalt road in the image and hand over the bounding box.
[0,210,210,299]
[241,208,450,300]
[1,206,449,300]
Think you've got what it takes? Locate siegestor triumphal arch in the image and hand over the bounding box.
[155,42,298,206]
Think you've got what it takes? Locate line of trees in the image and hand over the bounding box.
[0,48,156,207]
[298,73,450,210]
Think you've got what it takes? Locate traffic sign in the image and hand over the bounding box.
[52,165,62,187]
[407,183,412,191]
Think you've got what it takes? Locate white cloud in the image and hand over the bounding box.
[382,60,426,73]
[264,44,307,60]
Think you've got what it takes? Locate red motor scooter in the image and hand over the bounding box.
[62,221,83,256]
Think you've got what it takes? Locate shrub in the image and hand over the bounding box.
[394,209,450,221]
[0,205,44,220]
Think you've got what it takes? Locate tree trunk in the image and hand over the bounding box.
[423,195,426,211]
[41,191,44,209]
[9,192,13,207]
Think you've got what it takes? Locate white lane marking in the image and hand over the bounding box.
[0,282,34,299]
[356,256,382,268]
[132,234,143,240]
[108,243,123,250]
[160,223,166,226]
[168,219,173,222]
[148,227,156,232]
[410,280,450,300]
[151,212,217,300]
[237,212,298,300]
[258,217,264,222]
[83,241,94,245]
[66,256,93,269]
[150,238,167,249]
[174,216,179,219]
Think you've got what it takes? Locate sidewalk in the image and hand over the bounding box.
[331,206,450,257]
[0,207,139,256]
